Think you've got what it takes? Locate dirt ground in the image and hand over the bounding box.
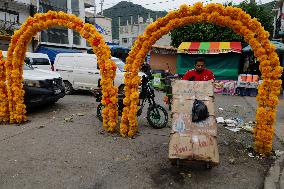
[0,91,283,189]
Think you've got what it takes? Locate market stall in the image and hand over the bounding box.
[241,40,284,96]
[176,42,242,95]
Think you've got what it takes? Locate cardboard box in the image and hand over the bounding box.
[168,133,219,164]
[169,133,193,159]
[171,97,215,116]
[172,80,214,100]
[171,113,217,136]
[191,134,219,163]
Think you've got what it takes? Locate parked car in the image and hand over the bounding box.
[24,52,53,71]
[2,51,65,108]
[53,53,131,94]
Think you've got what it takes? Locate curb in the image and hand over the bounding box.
[264,154,284,189]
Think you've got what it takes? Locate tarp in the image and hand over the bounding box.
[176,53,241,80]
[35,45,82,64]
[178,42,242,54]
[242,40,284,53]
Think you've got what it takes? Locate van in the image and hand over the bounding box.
[25,52,53,70]
[53,53,125,94]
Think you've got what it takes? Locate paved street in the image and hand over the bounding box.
[0,91,283,189]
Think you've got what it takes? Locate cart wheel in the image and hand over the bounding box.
[170,160,177,166]
[205,162,212,170]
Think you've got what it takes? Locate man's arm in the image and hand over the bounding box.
[208,70,215,81]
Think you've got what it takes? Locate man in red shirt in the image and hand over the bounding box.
[182,57,215,81]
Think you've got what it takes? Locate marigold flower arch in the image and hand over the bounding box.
[120,2,283,155]
[0,3,282,156]
[0,11,119,132]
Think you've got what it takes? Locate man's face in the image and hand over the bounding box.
[195,61,205,73]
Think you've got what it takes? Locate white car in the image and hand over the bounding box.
[1,51,65,107]
[23,64,65,107]
[24,52,52,70]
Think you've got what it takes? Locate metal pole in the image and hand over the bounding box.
[100,0,104,16]
[94,0,96,24]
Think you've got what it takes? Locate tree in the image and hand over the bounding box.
[170,1,274,47]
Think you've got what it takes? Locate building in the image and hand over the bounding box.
[0,0,37,51]
[85,12,113,43]
[39,0,91,49]
[119,16,171,48]
[149,45,178,73]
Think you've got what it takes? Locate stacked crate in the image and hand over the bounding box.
[169,80,219,165]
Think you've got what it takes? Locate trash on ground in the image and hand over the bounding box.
[248,153,255,158]
[77,113,85,116]
[64,117,73,122]
[241,121,255,133]
[216,117,225,123]
[225,127,241,132]
[229,157,235,164]
[275,150,284,157]
[218,108,224,111]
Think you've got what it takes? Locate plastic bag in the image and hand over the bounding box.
[192,99,209,122]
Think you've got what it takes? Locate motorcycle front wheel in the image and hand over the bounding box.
[147,104,168,129]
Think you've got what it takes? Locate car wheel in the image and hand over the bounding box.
[63,81,74,95]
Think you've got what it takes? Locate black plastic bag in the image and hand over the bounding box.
[192,99,209,122]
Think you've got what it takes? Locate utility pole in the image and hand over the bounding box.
[100,0,104,16]
[94,0,96,24]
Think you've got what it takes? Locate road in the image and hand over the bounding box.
[0,91,283,189]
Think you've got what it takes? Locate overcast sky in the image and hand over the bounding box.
[92,0,276,12]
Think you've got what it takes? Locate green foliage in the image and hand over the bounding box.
[170,1,274,48]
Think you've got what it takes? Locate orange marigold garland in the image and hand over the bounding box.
[121,2,282,155]
[0,51,9,123]
[5,11,118,131]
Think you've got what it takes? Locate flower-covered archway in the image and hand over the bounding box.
[121,2,283,155]
[0,11,119,132]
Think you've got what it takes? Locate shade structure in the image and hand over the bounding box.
[177,42,242,54]
[242,40,284,53]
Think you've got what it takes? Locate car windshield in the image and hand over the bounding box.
[23,64,33,70]
[112,58,125,72]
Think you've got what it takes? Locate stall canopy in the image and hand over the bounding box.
[177,42,242,80]
[178,42,242,54]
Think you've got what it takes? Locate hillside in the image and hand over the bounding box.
[102,1,167,40]
[259,0,277,14]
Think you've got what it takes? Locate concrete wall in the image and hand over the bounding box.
[149,52,177,74]
[95,16,112,42]
[119,21,171,48]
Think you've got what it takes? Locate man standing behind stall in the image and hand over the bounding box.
[182,57,215,81]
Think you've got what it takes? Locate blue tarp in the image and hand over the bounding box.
[35,46,82,64]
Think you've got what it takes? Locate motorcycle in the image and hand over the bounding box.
[94,74,168,129]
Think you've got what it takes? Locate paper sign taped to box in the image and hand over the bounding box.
[172,113,217,136]
[172,80,214,100]
[172,97,215,116]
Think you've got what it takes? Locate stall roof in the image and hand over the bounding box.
[177,42,242,54]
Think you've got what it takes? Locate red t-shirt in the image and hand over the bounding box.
[182,69,215,81]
